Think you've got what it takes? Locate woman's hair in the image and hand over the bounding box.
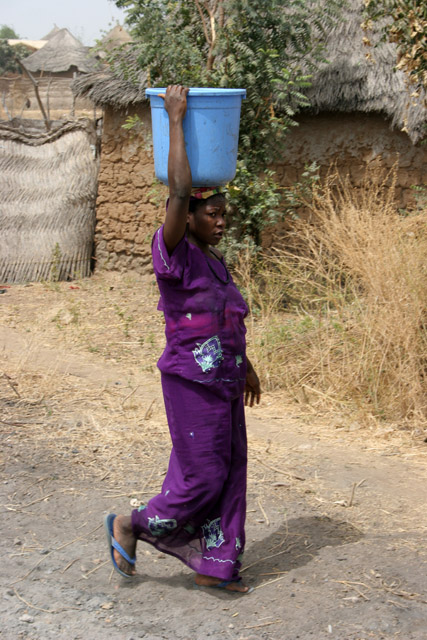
[188,192,226,214]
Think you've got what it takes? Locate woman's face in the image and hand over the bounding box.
[188,195,226,246]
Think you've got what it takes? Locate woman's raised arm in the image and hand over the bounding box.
[160,85,191,254]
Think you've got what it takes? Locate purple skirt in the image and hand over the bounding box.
[131,373,247,580]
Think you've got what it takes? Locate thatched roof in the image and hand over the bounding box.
[303,1,426,143]
[72,2,426,142]
[72,50,147,109]
[96,26,133,61]
[0,118,99,283]
[100,25,132,50]
[23,28,99,74]
[42,26,62,40]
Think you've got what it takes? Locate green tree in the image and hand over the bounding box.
[0,25,19,39]
[114,0,343,251]
[0,25,31,75]
[363,1,427,87]
[0,40,31,75]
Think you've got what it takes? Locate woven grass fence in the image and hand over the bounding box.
[0,118,99,283]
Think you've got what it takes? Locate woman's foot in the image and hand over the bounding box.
[112,515,137,576]
[194,573,251,593]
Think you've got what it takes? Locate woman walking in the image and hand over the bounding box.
[105,85,261,594]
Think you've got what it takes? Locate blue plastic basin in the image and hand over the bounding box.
[145,88,246,186]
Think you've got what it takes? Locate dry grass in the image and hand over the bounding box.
[238,166,427,427]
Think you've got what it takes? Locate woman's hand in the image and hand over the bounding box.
[159,85,189,122]
[245,358,261,407]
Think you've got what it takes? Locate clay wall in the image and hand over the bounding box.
[94,105,167,273]
[93,108,425,270]
[265,111,426,246]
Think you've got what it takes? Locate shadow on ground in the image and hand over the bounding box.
[242,516,363,581]
[118,516,363,593]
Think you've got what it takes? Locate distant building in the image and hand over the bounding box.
[22,28,99,78]
[1,28,100,120]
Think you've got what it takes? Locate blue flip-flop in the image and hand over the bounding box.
[104,513,136,579]
[193,577,254,594]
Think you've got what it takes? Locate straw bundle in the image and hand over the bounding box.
[0,118,99,283]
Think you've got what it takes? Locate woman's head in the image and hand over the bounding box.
[187,193,226,246]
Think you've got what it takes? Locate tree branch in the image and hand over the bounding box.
[194,0,211,45]
[202,0,219,71]
[218,0,225,29]
[16,59,50,131]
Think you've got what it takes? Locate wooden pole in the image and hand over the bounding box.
[16,59,51,131]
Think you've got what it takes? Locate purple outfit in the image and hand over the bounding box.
[131,226,249,580]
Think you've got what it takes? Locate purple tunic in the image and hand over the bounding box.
[130,227,250,580]
[153,225,249,398]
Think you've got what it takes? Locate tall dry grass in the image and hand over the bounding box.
[237,167,427,425]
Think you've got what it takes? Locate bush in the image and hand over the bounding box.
[237,165,427,425]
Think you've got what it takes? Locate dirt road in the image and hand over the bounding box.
[1,276,426,639]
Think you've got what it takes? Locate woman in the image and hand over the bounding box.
[105,85,261,594]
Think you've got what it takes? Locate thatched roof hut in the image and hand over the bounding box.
[23,28,99,75]
[0,118,99,283]
[99,25,132,52]
[302,1,426,144]
[72,2,425,142]
[42,26,62,41]
[68,1,425,272]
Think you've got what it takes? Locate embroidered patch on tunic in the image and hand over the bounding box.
[235,537,242,550]
[148,515,177,536]
[235,355,243,367]
[202,517,225,550]
[192,336,223,373]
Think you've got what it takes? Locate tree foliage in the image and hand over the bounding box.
[114,0,343,249]
[363,0,427,87]
[0,40,30,75]
[0,25,19,39]
[0,25,31,76]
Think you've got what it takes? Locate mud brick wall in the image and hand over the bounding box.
[264,112,426,247]
[94,105,167,274]
[94,107,425,268]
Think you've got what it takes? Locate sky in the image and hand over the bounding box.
[1,0,128,46]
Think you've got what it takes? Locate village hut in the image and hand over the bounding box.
[97,25,132,58]
[271,0,426,230]
[23,28,99,77]
[72,54,158,274]
[0,118,99,283]
[72,1,426,271]
[0,28,100,121]
[41,25,62,41]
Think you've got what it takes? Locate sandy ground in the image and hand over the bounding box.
[1,274,426,640]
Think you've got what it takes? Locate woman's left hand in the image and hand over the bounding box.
[245,360,261,407]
